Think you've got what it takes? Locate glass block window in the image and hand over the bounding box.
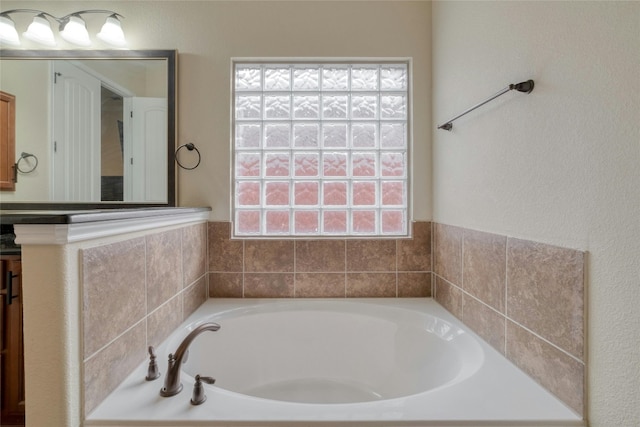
[233,61,410,237]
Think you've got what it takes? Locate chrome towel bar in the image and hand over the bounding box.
[438,80,534,131]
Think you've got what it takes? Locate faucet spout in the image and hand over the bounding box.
[160,322,220,397]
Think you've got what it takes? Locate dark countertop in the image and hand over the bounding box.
[0,207,211,225]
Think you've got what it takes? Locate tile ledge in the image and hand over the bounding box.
[14,210,210,245]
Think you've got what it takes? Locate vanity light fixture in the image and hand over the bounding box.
[0,9,127,48]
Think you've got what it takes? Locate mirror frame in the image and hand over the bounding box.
[0,49,176,210]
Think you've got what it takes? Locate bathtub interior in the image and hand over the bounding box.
[175,301,484,404]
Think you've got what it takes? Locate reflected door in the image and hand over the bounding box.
[52,62,101,201]
[124,97,167,202]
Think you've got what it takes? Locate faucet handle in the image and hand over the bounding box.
[145,346,160,381]
[190,374,215,405]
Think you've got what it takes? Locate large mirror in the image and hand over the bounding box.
[0,49,176,209]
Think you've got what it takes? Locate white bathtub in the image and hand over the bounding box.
[87,298,584,427]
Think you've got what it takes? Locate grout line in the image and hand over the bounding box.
[84,317,147,364]
[242,239,245,298]
[460,228,465,319]
[507,316,585,366]
[344,240,348,297]
[143,236,149,348]
[505,236,509,356]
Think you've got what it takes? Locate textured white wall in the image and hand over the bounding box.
[432,2,639,426]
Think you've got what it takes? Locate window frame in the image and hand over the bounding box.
[231,58,413,239]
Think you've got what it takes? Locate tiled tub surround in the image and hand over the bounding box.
[81,222,208,416]
[208,221,432,298]
[433,223,586,416]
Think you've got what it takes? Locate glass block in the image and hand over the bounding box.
[293,95,319,119]
[322,67,349,91]
[323,124,347,148]
[236,95,262,119]
[380,152,405,177]
[323,210,347,234]
[323,181,347,205]
[352,152,376,177]
[264,124,290,148]
[381,66,407,90]
[236,210,261,234]
[294,181,319,205]
[264,67,291,90]
[236,124,261,149]
[381,210,405,234]
[352,210,376,234]
[323,152,348,176]
[295,211,319,234]
[293,124,319,147]
[236,152,261,176]
[381,123,405,148]
[381,181,404,205]
[294,152,319,177]
[352,123,377,148]
[265,210,290,234]
[235,67,261,91]
[293,67,320,90]
[265,152,290,176]
[322,95,348,119]
[264,95,291,119]
[351,66,378,91]
[352,181,377,206]
[236,181,260,206]
[381,95,407,119]
[351,95,378,119]
[265,181,290,205]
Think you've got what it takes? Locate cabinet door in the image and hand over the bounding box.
[1,257,25,425]
[0,91,16,191]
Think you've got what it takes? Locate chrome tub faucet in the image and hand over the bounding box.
[160,322,220,397]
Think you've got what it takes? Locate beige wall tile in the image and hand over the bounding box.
[147,295,182,348]
[296,273,345,297]
[398,272,432,297]
[183,276,207,318]
[208,272,243,298]
[346,240,396,271]
[507,238,584,359]
[146,229,182,312]
[82,238,146,359]
[507,321,584,416]
[83,321,146,416]
[462,295,505,354]
[434,276,462,319]
[208,222,243,272]
[182,222,207,287]
[397,221,431,271]
[434,223,463,285]
[346,272,396,297]
[244,273,294,297]
[296,240,346,272]
[245,240,294,272]
[463,229,506,313]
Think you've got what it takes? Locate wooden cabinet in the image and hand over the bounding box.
[1,255,25,426]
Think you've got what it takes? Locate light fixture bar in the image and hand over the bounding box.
[0,8,126,48]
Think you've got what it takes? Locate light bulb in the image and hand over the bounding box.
[0,15,20,46]
[23,14,56,47]
[97,14,127,47]
[60,15,90,46]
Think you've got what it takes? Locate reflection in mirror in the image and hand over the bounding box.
[0,50,176,208]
